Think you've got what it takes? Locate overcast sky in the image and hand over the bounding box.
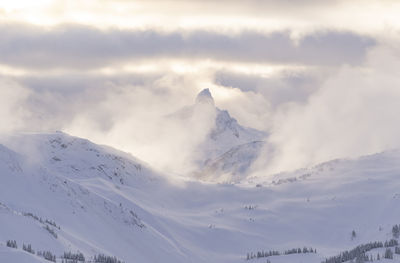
[1,0,400,174]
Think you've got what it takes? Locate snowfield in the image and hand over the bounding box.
[1,132,400,262]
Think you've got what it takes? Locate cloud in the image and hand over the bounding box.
[215,69,324,109]
[0,79,31,134]
[61,73,219,174]
[0,71,220,174]
[205,84,273,131]
[252,43,400,175]
[2,41,400,178]
[0,70,270,173]
[0,23,375,70]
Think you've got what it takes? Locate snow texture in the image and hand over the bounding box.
[2,131,400,262]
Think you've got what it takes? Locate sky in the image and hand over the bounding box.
[1,0,400,175]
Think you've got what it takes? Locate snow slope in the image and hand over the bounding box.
[195,141,266,182]
[2,132,400,262]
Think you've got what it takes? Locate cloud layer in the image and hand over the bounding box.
[0,24,375,70]
[252,43,400,175]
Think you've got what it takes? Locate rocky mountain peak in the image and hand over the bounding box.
[195,88,215,106]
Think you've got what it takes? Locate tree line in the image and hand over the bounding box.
[5,239,124,263]
[246,246,316,260]
[322,239,399,263]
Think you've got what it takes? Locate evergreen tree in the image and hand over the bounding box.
[352,230,357,240]
[393,224,400,238]
[22,243,35,254]
[395,246,400,254]
[6,240,17,249]
[384,248,393,259]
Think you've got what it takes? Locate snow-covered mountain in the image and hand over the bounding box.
[172,89,267,181]
[196,89,266,158]
[2,132,400,262]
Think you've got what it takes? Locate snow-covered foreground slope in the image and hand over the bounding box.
[2,132,400,262]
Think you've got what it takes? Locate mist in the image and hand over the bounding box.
[0,72,220,175]
[251,42,400,175]
[2,42,400,177]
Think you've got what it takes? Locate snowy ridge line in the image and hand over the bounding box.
[245,171,312,187]
[246,148,394,187]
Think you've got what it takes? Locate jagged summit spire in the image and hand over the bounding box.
[195,88,215,105]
